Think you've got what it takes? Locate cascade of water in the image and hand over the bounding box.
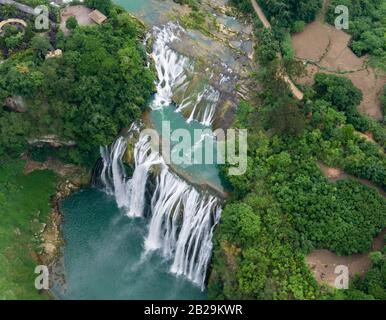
[97,22,225,290]
[170,192,221,288]
[200,88,220,126]
[100,137,129,207]
[126,136,162,217]
[99,135,163,217]
[151,23,189,109]
[144,167,222,289]
[144,167,189,256]
[151,23,221,126]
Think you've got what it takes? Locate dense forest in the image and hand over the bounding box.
[0,2,154,165]
[209,0,386,300]
[229,0,322,32]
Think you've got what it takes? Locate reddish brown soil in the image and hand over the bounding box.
[307,229,385,287]
[60,5,95,36]
[292,21,386,120]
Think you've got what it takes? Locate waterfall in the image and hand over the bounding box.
[100,137,129,207]
[98,135,222,290]
[151,23,189,109]
[97,22,224,291]
[126,136,163,217]
[151,23,221,126]
[100,135,162,217]
[186,86,220,126]
[145,167,221,288]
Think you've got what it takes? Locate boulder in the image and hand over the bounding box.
[4,96,27,113]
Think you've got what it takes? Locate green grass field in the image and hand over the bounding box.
[0,160,57,299]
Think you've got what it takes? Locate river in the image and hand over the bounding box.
[52,188,205,299]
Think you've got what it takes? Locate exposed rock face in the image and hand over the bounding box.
[4,96,27,113]
[28,135,77,147]
[45,49,63,59]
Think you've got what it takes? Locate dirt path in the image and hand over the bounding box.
[316,0,330,23]
[250,0,270,28]
[318,161,386,198]
[250,0,304,100]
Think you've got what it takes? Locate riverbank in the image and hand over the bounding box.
[0,157,88,299]
[24,156,89,264]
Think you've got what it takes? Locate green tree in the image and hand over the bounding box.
[31,35,51,61]
[1,25,24,51]
[314,73,363,113]
[65,16,78,31]
[255,29,280,64]
[85,0,112,15]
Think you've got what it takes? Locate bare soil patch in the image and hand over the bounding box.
[292,21,386,120]
[317,161,386,197]
[307,229,385,287]
[60,5,95,36]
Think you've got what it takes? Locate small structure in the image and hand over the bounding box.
[60,5,94,35]
[45,49,63,59]
[88,9,107,25]
[0,18,27,33]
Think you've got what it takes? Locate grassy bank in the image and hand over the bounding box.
[0,160,57,299]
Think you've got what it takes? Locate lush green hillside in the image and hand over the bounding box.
[0,3,155,165]
[229,0,322,32]
[0,161,56,299]
[209,2,386,300]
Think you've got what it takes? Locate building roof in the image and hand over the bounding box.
[88,9,107,25]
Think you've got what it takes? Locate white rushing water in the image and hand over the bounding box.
[99,135,222,289]
[151,23,188,109]
[100,135,161,217]
[100,138,128,202]
[151,23,221,126]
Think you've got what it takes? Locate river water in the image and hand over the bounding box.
[52,188,205,299]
